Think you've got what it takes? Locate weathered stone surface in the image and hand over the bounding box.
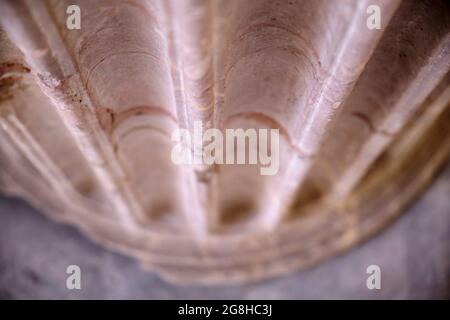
[1,0,449,284]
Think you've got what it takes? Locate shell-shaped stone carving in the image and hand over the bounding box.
[0,0,449,284]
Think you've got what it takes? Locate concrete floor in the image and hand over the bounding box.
[0,163,449,299]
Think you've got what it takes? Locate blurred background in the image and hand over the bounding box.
[0,162,449,300]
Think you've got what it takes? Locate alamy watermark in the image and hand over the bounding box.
[171,121,280,176]
[366,4,381,30]
[66,4,382,31]
[366,264,381,290]
[66,5,81,30]
[66,265,81,290]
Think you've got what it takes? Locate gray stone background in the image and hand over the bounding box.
[0,162,449,300]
